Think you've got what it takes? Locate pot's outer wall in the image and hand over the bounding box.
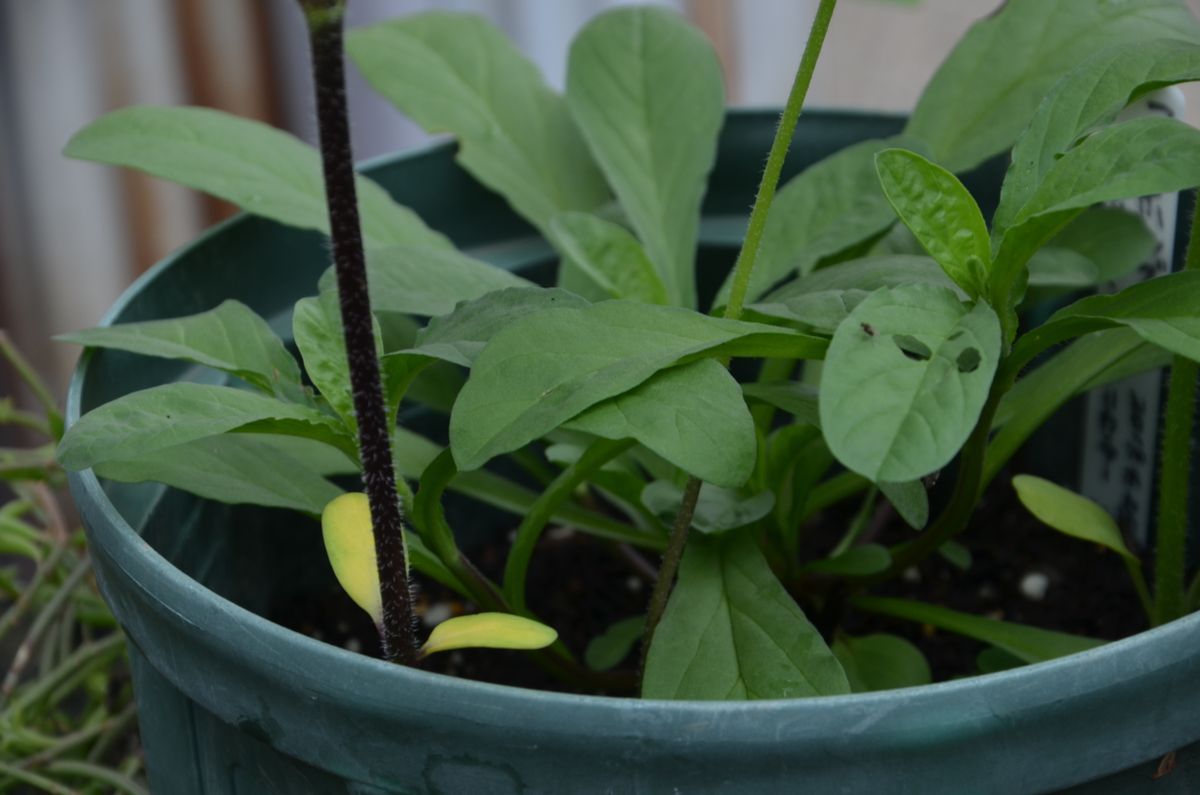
[67,111,1200,794]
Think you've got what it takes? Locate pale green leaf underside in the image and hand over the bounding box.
[567,6,724,307]
[585,616,645,672]
[347,12,608,235]
[94,434,342,515]
[450,301,822,472]
[741,381,819,428]
[565,360,756,488]
[549,212,668,303]
[879,479,928,530]
[58,383,346,471]
[906,0,1200,173]
[820,285,1001,482]
[59,300,302,399]
[1012,475,1135,561]
[366,246,532,318]
[641,479,774,534]
[63,105,448,250]
[643,532,849,700]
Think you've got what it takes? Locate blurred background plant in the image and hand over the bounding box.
[0,331,143,795]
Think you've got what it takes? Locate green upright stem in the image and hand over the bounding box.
[301,0,418,665]
[722,0,839,320]
[1153,196,1200,625]
[640,0,839,677]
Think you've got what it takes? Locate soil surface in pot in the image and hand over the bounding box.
[272,469,1147,696]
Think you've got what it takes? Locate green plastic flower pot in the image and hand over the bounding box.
[66,111,1200,794]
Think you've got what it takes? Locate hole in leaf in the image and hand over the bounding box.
[956,347,982,373]
[893,334,932,361]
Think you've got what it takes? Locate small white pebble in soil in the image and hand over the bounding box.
[626,576,643,593]
[344,637,362,654]
[1020,571,1051,602]
[902,566,921,584]
[423,602,454,627]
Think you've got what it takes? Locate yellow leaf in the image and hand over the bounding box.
[420,613,558,658]
[321,492,382,625]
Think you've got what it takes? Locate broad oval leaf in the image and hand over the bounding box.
[420,613,558,657]
[346,13,608,235]
[449,301,825,471]
[715,137,920,307]
[1043,207,1156,287]
[58,383,349,471]
[410,287,590,367]
[852,596,1103,664]
[879,479,928,530]
[565,360,757,488]
[58,300,302,400]
[641,479,774,534]
[832,633,931,693]
[1025,248,1100,289]
[819,285,1001,482]
[1012,475,1136,561]
[642,532,850,700]
[906,0,1200,173]
[875,149,990,298]
[567,6,724,307]
[63,105,448,249]
[549,213,668,303]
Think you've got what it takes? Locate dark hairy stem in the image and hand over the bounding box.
[637,0,840,678]
[301,0,418,665]
[1153,195,1200,625]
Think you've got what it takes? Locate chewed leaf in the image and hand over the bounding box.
[1012,475,1136,562]
[321,493,383,625]
[420,613,558,657]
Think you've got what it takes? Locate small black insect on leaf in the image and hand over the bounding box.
[861,322,875,337]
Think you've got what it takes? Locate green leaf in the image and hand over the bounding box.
[567,6,724,307]
[938,540,972,571]
[1017,271,1200,364]
[565,360,756,488]
[549,213,668,303]
[450,301,825,471]
[741,381,819,427]
[715,137,918,306]
[986,329,1167,483]
[832,633,931,693]
[852,596,1104,664]
[63,105,449,249]
[585,616,645,672]
[642,532,850,699]
[874,149,990,297]
[641,480,774,534]
[803,544,892,577]
[420,613,558,657]
[95,435,342,514]
[996,39,1200,230]
[819,285,1001,481]
[750,255,957,334]
[365,247,532,318]
[58,383,349,471]
[879,479,928,530]
[1044,207,1156,286]
[59,301,303,399]
[906,0,1200,173]
[976,646,1024,675]
[292,293,358,431]
[1025,248,1100,289]
[346,13,608,236]
[1012,475,1136,562]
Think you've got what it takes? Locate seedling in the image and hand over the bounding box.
[58,0,1200,698]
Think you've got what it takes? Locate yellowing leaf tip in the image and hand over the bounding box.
[321,492,383,625]
[419,613,558,658]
